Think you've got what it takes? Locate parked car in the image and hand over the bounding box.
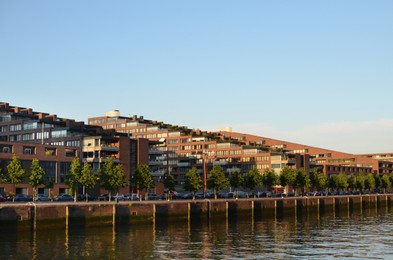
[113,194,126,201]
[98,194,109,201]
[235,191,248,198]
[147,193,161,200]
[54,194,74,202]
[14,194,33,202]
[0,194,5,202]
[220,192,235,199]
[36,194,51,202]
[287,192,296,197]
[126,193,139,201]
[77,194,95,201]
[257,191,272,198]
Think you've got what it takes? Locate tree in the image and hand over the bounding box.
[207,165,229,199]
[356,173,365,192]
[79,163,96,201]
[229,170,243,191]
[164,173,175,191]
[0,167,7,184]
[309,168,318,191]
[7,154,25,202]
[381,175,391,193]
[374,174,381,190]
[134,164,155,201]
[184,167,203,199]
[364,173,376,191]
[327,175,337,191]
[164,173,175,200]
[29,159,45,201]
[99,157,128,201]
[45,178,55,199]
[335,173,348,191]
[280,167,296,192]
[309,168,327,192]
[243,167,262,197]
[347,174,356,191]
[66,158,82,202]
[262,169,278,191]
[314,171,327,191]
[294,168,310,194]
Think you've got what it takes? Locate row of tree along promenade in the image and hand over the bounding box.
[1,194,392,231]
[2,154,392,204]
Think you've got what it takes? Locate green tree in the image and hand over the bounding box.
[7,154,25,201]
[45,178,55,199]
[66,158,82,202]
[29,159,45,201]
[184,167,203,199]
[356,173,365,192]
[364,173,376,191]
[134,164,155,201]
[389,172,393,187]
[294,168,310,194]
[207,165,229,199]
[164,173,175,200]
[315,171,327,191]
[309,168,327,192]
[327,175,337,191]
[99,158,128,201]
[262,169,278,191]
[0,167,7,184]
[79,163,97,201]
[229,170,243,191]
[309,168,319,191]
[164,173,175,191]
[381,175,391,193]
[347,174,356,191]
[280,167,296,192]
[335,173,348,191]
[374,174,381,189]
[243,167,262,197]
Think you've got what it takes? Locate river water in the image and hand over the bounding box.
[1,206,393,259]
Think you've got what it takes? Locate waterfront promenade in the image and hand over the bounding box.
[0,194,390,230]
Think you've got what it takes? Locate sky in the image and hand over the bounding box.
[1,1,392,154]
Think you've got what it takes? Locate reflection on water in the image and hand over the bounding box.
[1,206,393,259]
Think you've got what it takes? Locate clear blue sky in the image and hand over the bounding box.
[1,1,392,154]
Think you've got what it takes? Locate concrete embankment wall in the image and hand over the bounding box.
[0,195,392,230]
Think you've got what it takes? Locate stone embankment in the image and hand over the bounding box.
[0,194,390,230]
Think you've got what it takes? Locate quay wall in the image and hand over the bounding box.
[0,194,392,230]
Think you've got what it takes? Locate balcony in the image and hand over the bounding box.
[177,162,191,167]
[214,161,228,166]
[286,160,296,165]
[149,160,166,166]
[101,145,119,152]
[150,170,166,177]
[149,148,165,154]
[99,157,120,163]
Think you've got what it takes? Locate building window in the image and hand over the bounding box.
[9,124,22,132]
[65,149,77,157]
[22,133,35,141]
[0,145,12,153]
[45,147,57,156]
[23,146,36,155]
[52,130,67,138]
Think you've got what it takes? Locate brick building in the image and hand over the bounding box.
[0,103,148,197]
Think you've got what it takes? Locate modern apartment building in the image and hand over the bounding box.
[89,110,393,185]
[220,131,392,177]
[88,111,315,186]
[0,103,148,197]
